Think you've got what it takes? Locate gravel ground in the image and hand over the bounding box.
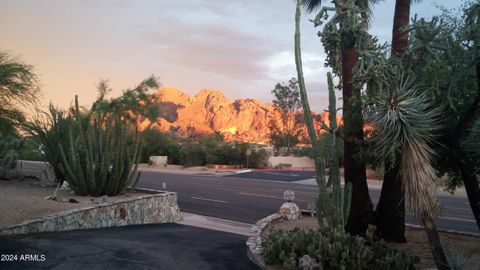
[0,179,147,229]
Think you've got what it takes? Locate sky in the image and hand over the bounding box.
[0,0,464,112]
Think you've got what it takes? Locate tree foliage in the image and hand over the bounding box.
[270,77,302,150]
[0,49,39,135]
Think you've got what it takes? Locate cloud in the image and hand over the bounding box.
[263,50,328,82]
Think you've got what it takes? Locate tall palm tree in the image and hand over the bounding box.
[391,0,413,56]
[300,0,376,234]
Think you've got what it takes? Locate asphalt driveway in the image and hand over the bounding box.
[0,223,258,270]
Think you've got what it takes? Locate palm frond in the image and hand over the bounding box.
[465,117,480,172]
[300,0,324,13]
[368,72,441,220]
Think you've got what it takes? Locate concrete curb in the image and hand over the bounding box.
[178,212,253,236]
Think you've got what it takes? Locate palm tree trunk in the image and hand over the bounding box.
[450,62,480,230]
[375,0,411,242]
[375,163,406,242]
[391,0,410,56]
[342,45,375,234]
[423,217,451,270]
[453,147,480,229]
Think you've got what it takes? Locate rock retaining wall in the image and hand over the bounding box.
[0,188,182,236]
[246,213,282,270]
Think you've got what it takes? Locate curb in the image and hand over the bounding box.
[246,213,282,270]
[178,212,253,236]
[405,223,480,237]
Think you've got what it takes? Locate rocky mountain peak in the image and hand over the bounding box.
[144,87,328,144]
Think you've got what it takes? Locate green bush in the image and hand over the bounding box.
[17,136,44,161]
[247,148,270,168]
[25,104,75,183]
[179,141,207,167]
[0,135,24,180]
[262,226,418,270]
[176,135,270,168]
[141,128,180,164]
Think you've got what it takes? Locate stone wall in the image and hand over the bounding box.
[149,156,168,166]
[0,189,182,236]
[246,213,282,270]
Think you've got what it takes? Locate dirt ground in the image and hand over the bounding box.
[0,179,148,229]
[264,216,480,270]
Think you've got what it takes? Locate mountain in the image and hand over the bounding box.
[141,87,333,144]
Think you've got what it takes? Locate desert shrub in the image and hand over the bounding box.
[179,141,208,167]
[248,148,270,168]
[141,128,180,164]
[262,226,418,270]
[215,142,269,168]
[290,146,315,158]
[25,104,75,183]
[17,136,44,161]
[0,135,24,180]
[177,135,270,168]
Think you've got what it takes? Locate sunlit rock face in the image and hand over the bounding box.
[143,87,339,143]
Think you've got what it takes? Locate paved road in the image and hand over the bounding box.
[15,161,479,234]
[137,170,479,234]
[225,171,316,181]
[0,223,258,270]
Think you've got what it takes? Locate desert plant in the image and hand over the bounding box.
[140,128,180,164]
[0,135,24,180]
[56,96,142,196]
[262,226,418,270]
[16,136,44,161]
[0,49,39,136]
[295,1,352,229]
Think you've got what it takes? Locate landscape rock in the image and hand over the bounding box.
[279,202,301,220]
[298,255,320,270]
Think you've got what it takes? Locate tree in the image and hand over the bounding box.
[301,0,377,235]
[0,50,39,179]
[375,0,421,243]
[93,76,161,128]
[0,49,39,136]
[270,77,301,152]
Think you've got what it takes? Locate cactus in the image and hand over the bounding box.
[57,95,141,196]
[0,136,24,180]
[294,0,351,229]
[262,226,418,269]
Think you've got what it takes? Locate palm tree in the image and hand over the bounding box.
[391,0,413,56]
[300,0,376,234]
